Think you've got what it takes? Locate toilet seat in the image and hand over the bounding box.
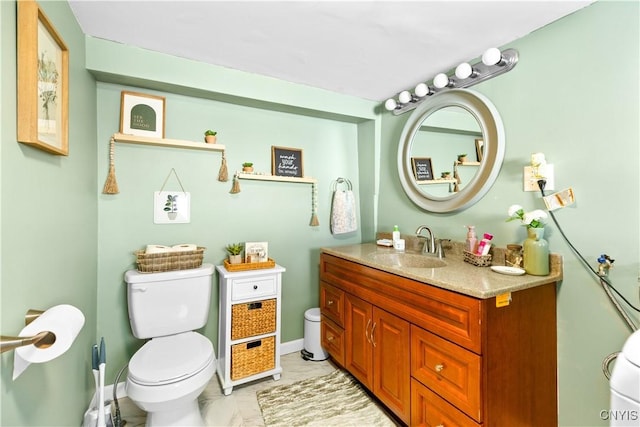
[128,331,213,386]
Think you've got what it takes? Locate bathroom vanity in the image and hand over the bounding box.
[319,243,561,426]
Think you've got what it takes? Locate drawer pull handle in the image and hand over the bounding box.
[248,302,262,310]
[327,300,334,306]
[435,363,445,373]
[327,334,334,342]
[253,285,258,290]
[436,424,444,427]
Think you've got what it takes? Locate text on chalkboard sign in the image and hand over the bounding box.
[272,146,304,178]
[411,157,434,181]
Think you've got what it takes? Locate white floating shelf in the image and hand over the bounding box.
[236,173,317,184]
[416,179,457,185]
[113,133,226,152]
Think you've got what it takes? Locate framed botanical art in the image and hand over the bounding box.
[17,0,69,155]
[120,91,166,138]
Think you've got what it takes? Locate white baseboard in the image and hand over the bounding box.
[280,338,304,355]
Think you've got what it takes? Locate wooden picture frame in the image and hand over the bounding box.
[120,91,166,138]
[271,146,304,178]
[475,138,484,162]
[411,157,434,181]
[17,0,69,155]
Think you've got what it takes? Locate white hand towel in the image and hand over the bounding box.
[330,178,357,235]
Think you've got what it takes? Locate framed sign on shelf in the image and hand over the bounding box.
[411,157,434,181]
[271,146,304,178]
[120,91,166,138]
[17,0,69,155]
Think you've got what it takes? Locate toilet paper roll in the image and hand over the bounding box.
[171,243,197,252]
[13,304,85,380]
[145,245,172,254]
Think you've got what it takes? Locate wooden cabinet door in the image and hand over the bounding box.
[373,307,411,424]
[345,293,373,389]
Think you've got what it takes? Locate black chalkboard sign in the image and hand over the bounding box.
[411,157,434,181]
[272,146,304,178]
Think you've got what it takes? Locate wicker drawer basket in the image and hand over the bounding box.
[135,247,205,273]
[231,336,275,380]
[231,299,276,340]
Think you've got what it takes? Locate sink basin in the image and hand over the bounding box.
[368,253,447,269]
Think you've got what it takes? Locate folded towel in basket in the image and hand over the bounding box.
[330,178,357,235]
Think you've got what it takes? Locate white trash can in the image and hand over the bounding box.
[301,308,329,361]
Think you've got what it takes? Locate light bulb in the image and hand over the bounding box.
[455,62,474,79]
[414,83,430,97]
[384,98,397,111]
[433,73,450,89]
[398,91,412,104]
[482,47,503,66]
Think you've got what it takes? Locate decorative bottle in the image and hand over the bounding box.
[523,227,549,275]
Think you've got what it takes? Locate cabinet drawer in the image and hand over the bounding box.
[411,325,482,422]
[411,379,481,427]
[231,276,276,301]
[231,336,275,380]
[321,315,344,367]
[320,281,344,326]
[231,299,276,340]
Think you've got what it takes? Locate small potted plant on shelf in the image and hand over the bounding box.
[225,242,243,264]
[242,162,254,173]
[204,130,217,144]
[441,171,451,179]
[457,153,468,163]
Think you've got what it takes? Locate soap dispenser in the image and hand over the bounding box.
[392,225,400,243]
[465,225,477,253]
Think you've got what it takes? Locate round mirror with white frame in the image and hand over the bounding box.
[397,89,505,213]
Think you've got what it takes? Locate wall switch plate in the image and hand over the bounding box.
[524,164,554,192]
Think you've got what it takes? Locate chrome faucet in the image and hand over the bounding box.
[415,226,435,255]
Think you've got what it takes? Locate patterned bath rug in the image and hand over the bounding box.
[256,369,398,426]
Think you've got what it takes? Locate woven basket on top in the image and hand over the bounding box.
[135,247,205,273]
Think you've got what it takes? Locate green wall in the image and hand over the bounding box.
[2,1,638,426]
[1,0,98,425]
[379,2,639,426]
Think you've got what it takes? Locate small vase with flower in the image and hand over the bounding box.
[506,205,549,275]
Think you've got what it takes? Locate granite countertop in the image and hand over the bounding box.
[320,238,563,300]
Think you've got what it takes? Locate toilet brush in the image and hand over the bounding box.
[98,338,106,427]
[92,344,99,409]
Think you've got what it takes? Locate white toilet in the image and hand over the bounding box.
[124,264,216,427]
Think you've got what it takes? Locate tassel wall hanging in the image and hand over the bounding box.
[218,152,228,182]
[102,136,119,194]
[309,181,319,226]
[229,173,241,194]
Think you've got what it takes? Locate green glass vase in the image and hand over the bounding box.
[523,227,549,275]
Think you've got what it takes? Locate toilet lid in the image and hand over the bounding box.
[128,332,214,386]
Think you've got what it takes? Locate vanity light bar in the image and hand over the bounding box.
[385,48,519,115]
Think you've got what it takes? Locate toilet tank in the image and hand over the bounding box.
[124,264,214,339]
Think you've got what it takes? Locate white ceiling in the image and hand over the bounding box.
[68,0,594,102]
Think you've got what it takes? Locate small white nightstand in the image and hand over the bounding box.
[215,264,286,395]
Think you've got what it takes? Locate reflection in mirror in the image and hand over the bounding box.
[409,106,482,198]
[398,89,505,213]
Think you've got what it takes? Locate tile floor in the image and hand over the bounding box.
[116,351,338,427]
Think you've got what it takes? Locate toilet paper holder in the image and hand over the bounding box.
[0,309,56,354]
